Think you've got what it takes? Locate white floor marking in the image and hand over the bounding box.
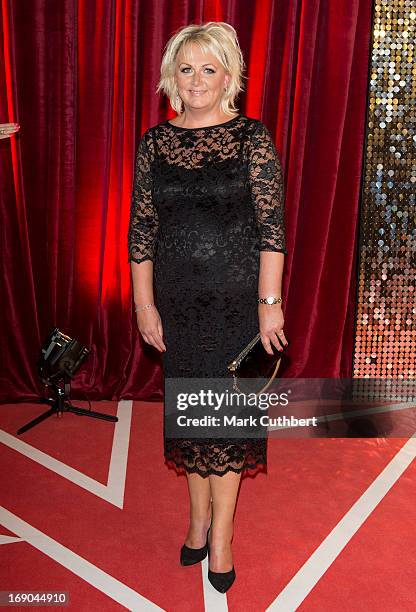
[0,401,132,508]
[269,401,415,430]
[265,433,416,611]
[106,400,132,508]
[0,506,164,611]
[201,556,229,611]
[0,535,23,545]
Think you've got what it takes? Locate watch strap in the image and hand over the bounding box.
[258,296,282,305]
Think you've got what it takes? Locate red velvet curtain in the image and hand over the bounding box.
[0,0,373,402]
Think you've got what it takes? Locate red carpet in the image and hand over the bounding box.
[1,400,415,611]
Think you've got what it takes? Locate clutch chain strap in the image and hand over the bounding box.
[230,358,282,396]
[228,332,283,396]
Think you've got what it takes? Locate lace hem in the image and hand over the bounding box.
[164,455,267,479]
[164,438,267,478]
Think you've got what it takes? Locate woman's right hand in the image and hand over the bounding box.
[136,306,166,352]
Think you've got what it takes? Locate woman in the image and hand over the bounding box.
[128,22,287,593]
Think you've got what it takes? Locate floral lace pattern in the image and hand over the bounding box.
[163,437,268,478]
[128,115,286,477]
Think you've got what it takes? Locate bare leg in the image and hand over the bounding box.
[208,471,242,572]
[184,472,212,548]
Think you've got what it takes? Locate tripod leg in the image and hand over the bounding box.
[66,405,118,422]
[17,407,57,435]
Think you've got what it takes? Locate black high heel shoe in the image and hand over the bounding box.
[207,530,236,593]
[180,526,210,566]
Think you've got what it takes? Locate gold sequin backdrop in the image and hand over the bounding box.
[353,0,415,383]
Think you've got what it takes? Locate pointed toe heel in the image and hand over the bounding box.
[180,527,210,566]
[208,566,236,593]
[180,541,208,566]
[207,528,236,593]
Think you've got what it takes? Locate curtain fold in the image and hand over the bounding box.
[0,0,373,402]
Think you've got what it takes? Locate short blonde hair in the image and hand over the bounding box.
[156,22,246,116]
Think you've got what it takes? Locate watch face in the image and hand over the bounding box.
[266,296,274,304]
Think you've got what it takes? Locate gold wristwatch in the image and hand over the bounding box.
[258,296,282,304]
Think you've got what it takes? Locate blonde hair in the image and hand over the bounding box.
[156,22,246,116]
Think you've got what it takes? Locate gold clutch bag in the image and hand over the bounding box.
[227,332,289,395]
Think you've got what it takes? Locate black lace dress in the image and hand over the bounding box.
[128,114,287,478]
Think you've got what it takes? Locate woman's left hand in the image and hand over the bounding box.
[258,304,288,355]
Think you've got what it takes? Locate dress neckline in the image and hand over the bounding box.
[166,114,242,131]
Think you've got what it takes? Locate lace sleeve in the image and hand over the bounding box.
[127,133,159,264]
[248,121,287,255]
